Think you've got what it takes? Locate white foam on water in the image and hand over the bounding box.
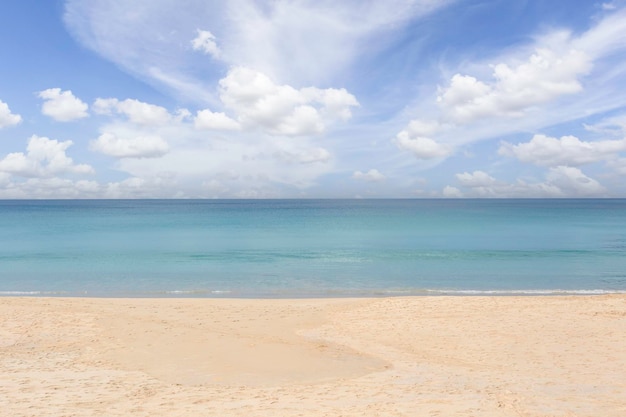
[422,289,626,295]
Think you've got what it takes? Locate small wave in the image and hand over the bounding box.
[2,288,624,298]
[160,289,233,295]
[0,290,70,296]
[422,289,626,296]
[0,291,42,295]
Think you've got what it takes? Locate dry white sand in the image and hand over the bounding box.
[1,295,625,416]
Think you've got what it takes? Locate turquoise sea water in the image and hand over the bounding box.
[1,199,625,297]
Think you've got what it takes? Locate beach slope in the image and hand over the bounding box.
[1,295,625,416]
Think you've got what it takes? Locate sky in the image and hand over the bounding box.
[2,0,626,198]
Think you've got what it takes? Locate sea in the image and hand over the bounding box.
[1,199,625,297]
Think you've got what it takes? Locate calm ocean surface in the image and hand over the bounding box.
[1,199,625,297]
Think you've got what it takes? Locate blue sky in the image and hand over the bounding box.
[2,0,626,198]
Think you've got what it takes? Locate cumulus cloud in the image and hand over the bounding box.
[0,99,22,128]
[442,185,463,198]
[191,29,221,58]
[395,134,451,159]
[352,169,386,182]
[93,98,174,125]
[85,93,337,194]
[403,119,441,137]
[449,167,606,197]
[38,88,89,121]
[456,170,498,187]
[194,109,241,130]
[499,134,626,166]
[218,67,359,136]
[546,166,606,195]
[91,132,170,158]
[395,12,626,162]
[394,118,451,159]
[437,47,592,123]
[0,135,94,178]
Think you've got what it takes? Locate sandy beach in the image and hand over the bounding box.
[1,295,625,416]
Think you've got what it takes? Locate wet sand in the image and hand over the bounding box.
[1,295,625,416]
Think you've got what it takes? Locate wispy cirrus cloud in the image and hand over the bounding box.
[63,0,457,101]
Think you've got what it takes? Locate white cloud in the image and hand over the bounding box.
[0,175,181,199]
[191,29,221,59]
[273,148,331,164]
[403,119,441,137]
[0,99,22,128]
[38,88,89,121]
[546,166,607,196]
[91,84,350,142]
[90,97,179,160]
[114,134,336,191]
[449,166,606,197]
[93,98,174,126]
[576,6,626,58]
[352,169,386,182]
[0,172,10,186]
[222,0,457,84]
[85,94,336,194]
[103,175,181,198]
[202,179,228,194]
[218,67,358,136]
[442,185,462,198]
[499,134,626,166]
[394,118,451,159]
[396,10,626,162]
[91,132,169,158]
[583,112,626,137]
[64,0,456,93]
[302,86,360,121]
[194,109,241,130]
[608,157,626,174]
[437,47,592,123]
[395,133,451,159]
[0,135,94,178]
[0,178,103,199]
[437,75,492,120]
[456,170,498,187]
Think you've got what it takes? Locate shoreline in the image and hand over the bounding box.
[2,288,625,298]
[2,295,625,416]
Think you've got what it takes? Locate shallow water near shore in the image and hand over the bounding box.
[1,199,626,297]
